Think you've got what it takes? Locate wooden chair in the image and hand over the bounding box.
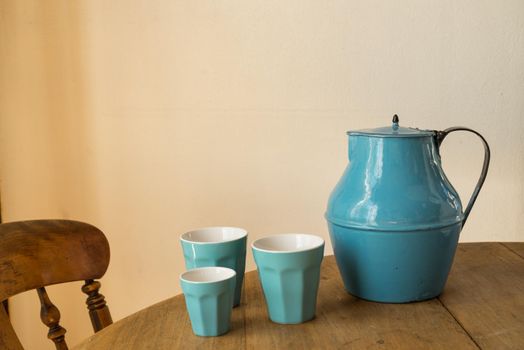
[0,220,113,350]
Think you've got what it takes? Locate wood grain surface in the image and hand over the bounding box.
[74,243,524,350]
[0,220,110,301]
[439,243,524,349]
[502,242,524,259]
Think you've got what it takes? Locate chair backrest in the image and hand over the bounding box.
[0,220,112,350]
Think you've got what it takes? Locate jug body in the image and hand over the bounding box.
[327,224,461,302]
[325,118,490,303]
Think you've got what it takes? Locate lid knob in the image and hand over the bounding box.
[392,114,399,131]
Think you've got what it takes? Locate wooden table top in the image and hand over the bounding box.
[74,242,524,349]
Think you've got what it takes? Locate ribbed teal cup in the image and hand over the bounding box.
[180,267,236,336]
[252,234,324,324]
[180,227,247,307]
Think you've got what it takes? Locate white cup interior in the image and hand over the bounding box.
[252,234,324,253]
[180,227,247,244]
[180,267,236,284]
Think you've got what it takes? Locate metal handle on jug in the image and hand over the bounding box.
[435,127,491,227]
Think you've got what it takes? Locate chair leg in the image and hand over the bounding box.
[37,287,68,350]
[82,279,113,332]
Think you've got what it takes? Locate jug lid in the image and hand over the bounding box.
[348,115,434,138]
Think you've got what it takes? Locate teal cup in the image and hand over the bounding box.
[180,267,236,336]
[252,234,325,324]
[180,227,247,307]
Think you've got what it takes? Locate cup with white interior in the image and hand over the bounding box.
[180,266,236,336]
[180,227,247,307]
[252,233,325,324]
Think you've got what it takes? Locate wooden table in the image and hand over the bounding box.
[74,243,524,349]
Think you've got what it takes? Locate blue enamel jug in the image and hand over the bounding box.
[326,115,490,303]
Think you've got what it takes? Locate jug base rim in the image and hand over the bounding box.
[344,289,441,304]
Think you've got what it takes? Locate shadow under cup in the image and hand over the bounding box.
[252,234,325,324]
[180,227,247,307]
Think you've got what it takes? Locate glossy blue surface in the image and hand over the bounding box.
[327,135,463,230]
[326,128,465,302]
[180,270,236,336]
[181,237,246,307]
[327,223,460,302]
[252,244,324,324]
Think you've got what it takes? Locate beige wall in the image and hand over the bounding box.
[1,0,523,348]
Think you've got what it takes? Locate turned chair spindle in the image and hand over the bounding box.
[82,279,113,332]
[37,287,67,350]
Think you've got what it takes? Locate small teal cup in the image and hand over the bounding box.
[180,227,247,307]
[252,234,325,324]
[180,266,236,336]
